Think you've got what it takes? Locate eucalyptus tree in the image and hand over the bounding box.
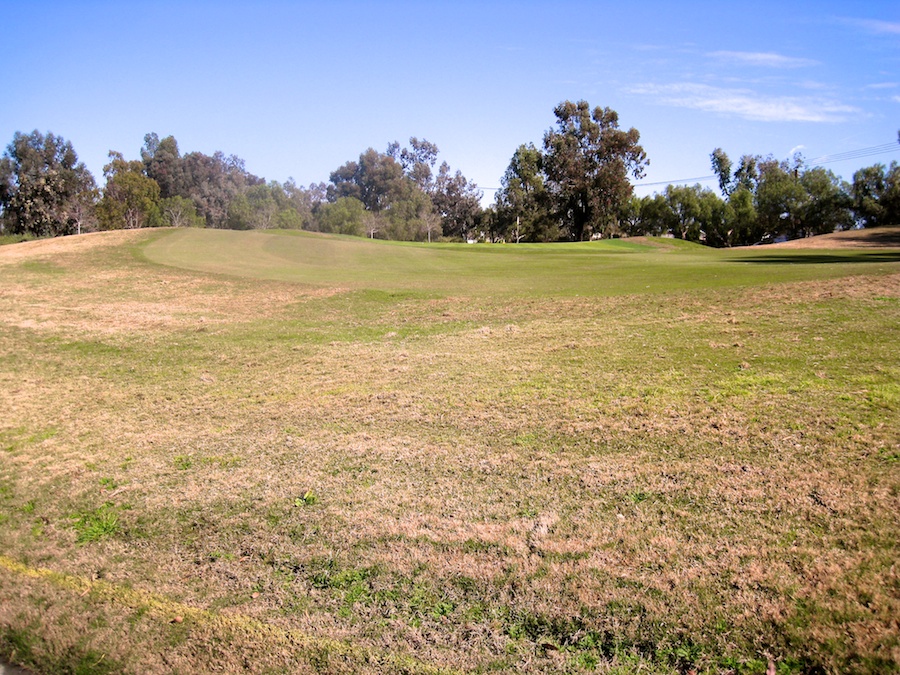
[387,138,483,238]
[799,167,853,236]
[281,179,326,230]
[711,148,853,242]
[388,137,439,193]
[142,133,265,228]
[316,196,367,236]
[97,151,161,230]
[329,148,409,212]
[432,162,482,239]
[754,157,809,239]
[664,184,704,241]
[141,133,184,199]
[636,194,670,237]
[159,196,204,228]
[726,187,759,246]
[852,162,900,228]
[0,130,96,237]
[542,100,647,240]
[710,148,759,197]
[495,143,556,242]
[181,150,262,228]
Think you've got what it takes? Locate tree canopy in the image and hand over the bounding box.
[1,116,896,244]
[0,130,95,237]
[323,139,482,242]
[542,101,648,241]
[492,101,647,242]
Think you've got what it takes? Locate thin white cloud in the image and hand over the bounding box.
[630,83,860,122]
[708,51,818,68]
[843,18,900,35]
[867,82,899,89]
[790,145,806,156]
[797,80,831,91]
[632,43,669,53]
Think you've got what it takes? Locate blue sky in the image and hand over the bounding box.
[2,1,898,203]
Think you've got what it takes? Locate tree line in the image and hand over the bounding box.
[0,131,483,242]
[1,102,898,246]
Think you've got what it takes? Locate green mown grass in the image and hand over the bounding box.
[0,228,898,674]
[142,227,900,296]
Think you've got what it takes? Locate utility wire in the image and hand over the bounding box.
[638,175,717,187]
[475,141,899,194]
[633,141,899,188]
[806,142,898,166]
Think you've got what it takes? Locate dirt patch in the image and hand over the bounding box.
[0,229,149,264]
[757,226,900,249]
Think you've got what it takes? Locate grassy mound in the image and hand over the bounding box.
[142,227,900,295]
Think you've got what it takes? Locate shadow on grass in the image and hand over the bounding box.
[733,251,900,265]
[835,230,900,247]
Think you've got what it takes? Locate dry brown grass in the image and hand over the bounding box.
[756,225,900,249]
[0,230,898,674]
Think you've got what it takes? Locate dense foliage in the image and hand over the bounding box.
[1,113,897,244]
[493,127,896,245]
[492,101,648,242]
[0,131,96,237]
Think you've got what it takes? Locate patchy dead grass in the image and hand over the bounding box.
[756,226,900,249]
[0,230,898,674]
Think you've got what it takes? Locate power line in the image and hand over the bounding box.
[634,141,899,189]
[637,175,717,187]
[806,142,898,166]
[474,141,899,195]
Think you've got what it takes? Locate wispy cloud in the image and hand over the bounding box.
[708,51,818,68]
[630,83,860,122]
[843,18,900,35]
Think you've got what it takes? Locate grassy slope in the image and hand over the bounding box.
[143,227,900,295]
[0,229,898,674]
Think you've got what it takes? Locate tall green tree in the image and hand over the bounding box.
[635,194,670,237]
[279,179,326,230]
[388,137,439,193]
[180,150,262,228]
[159,195,204,228]
[141,133,184,199]
[329,140,482,241]
[664,184,703,241]
[754,158,807,239]
[329,148,409,212]
[697,187,733,247]
[317,196,367,236]
[97,151,161,230]
[245,183,278,229]
[381,188,435,241]
[327,147,440,241]
[141,133,264,228]
[389,138,483,238]
[542,100,647,240]
[711,148,853,243]
[710,148,733,196]
[0,130,96,237]
[799,167,853,235]
[710,149,759,197]
[432,162,482,239]
[495,143,555,242]
[726,187,760,246]
[852,162,900,228]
